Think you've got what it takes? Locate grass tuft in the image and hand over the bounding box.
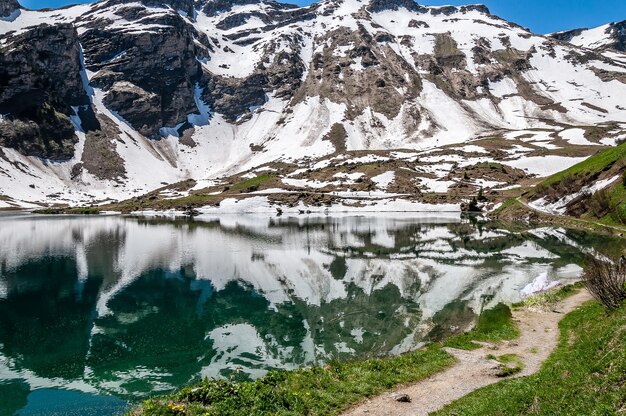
[486,353,525,377]
[516,283,584,311]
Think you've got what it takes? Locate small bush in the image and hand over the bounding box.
[477,188,487,202]
[583,257,626,310]
[611,203,626,225]
[588,188,611,217]
[467,197,481,212]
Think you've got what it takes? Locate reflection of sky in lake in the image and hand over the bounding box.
[0,213,620,414]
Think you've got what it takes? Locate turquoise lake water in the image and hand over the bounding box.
[1,213,622,415]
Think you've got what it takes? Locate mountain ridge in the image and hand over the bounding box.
[0,0,625,209]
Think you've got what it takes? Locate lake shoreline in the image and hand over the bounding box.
[128,285,591,416]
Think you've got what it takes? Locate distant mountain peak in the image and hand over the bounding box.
[0,0,20,19]
[366,0,421,13]
[550,20,626,52]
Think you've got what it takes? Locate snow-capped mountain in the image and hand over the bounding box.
[551,20,626,53]
[1,0,626,208]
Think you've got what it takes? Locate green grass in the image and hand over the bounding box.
[132,344,455,416]
[486,353,525,377]
[230,175,276,192]
[492,198,521,215]
[435,300,626,415]
[443,303,519,350]
[533,140,626,196]
[598,178,626,226]
[36,207,101,215]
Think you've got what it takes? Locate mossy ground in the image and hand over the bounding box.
[485,353,525,377]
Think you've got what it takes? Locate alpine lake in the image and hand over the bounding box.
[1,212,624,415]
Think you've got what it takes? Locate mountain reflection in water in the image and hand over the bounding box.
[0,213,621,413]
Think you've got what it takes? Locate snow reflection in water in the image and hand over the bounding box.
[0,213,620,413]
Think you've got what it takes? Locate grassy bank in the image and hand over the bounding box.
[131,303,520,416]
[532,140,626,197]
[435,299,626,415]
[529,140,626,227]
[132,345,454,416]
[493,197,626,236]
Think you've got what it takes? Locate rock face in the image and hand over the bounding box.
[367,0,421,13]
[80,1,205,137]
[606,21,626,51]
[0,0,20,18]
[295,24,422,120]
[0,24,90,160]
[550,28,585,44]
[203,33,306,122]
[200,0,263,17]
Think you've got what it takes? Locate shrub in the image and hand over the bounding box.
[467,197,481,212]
[583,257,626,310]
[477,187,487,202]
[588,188,611,217]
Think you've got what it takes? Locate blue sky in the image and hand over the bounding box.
[19,0,626,34]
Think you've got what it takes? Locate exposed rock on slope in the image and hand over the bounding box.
[367,0,422,13]
[79,1,206,137]
[0,24,90,160]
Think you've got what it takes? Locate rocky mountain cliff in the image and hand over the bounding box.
[1,0,626,208]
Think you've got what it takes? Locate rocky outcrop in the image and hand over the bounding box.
[550,28,585,44]
[0,0,19,19]
[428,5,489,16]
[605,21,626,51]
[294,24,422,120]
[367,0,422,13]
[103,0,196,17]
[102,82,162,136]
[0,24,90,159]
[79,115,127,181]
[214,0,316,32]
[200,0,262,17]
[202,34,305,122]
[80,5,205,137]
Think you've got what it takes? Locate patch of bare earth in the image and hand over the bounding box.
[342,289,592,416]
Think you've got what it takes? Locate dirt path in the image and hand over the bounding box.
[343,289,592,416]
